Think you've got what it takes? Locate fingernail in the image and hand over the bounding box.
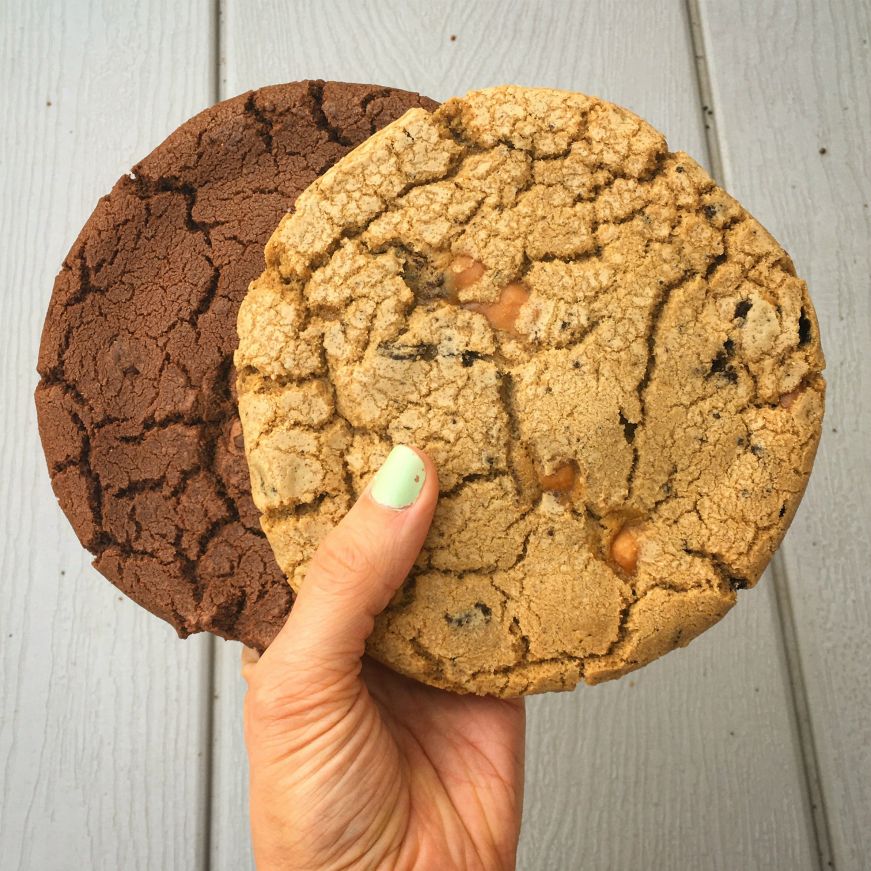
[370,445,426,509]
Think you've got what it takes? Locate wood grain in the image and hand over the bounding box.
[698,1,871,867]
[213,2,819,868]
[0,2,214,869]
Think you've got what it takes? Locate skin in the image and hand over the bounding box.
[243,449,526,870]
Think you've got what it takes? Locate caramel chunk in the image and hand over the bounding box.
[467,282,530,332]
[779,389,800,409]
[610,526,640,575]
[444,255,485,299]
[538,462,577,492]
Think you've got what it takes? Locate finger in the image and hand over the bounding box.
[260,445,438,687]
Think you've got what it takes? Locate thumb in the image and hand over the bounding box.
[252,445,438,692]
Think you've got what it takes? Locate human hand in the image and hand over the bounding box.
[243,446,526,870]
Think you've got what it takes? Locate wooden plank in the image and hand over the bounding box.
[0,2,214,869]
[213,1,819,868]
[210,640,255,870]
[697,1,871,867]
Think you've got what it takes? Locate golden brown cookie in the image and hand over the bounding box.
[235,86,825,695]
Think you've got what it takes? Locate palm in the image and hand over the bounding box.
[362,658,526,870]
[247,656,525,870]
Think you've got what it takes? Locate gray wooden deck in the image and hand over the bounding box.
[2,1,869,868]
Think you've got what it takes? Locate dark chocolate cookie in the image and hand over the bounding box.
[36,81,437,649]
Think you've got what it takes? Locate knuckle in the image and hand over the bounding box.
[311,528,377,588]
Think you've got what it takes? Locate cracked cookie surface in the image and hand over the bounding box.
[35,81,437,649]
[236,86,825,694]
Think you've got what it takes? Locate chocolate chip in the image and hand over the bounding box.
[379,342,437,361]
[445,611,471,628]
[444,602,492,628]
[798,307,812,345]
[734,299,752,319]
[708,339,738,383]
[401,248,448,298]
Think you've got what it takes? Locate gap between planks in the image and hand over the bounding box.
[203,4,223,870]
[201,635,218,871]
[685,1,835,868]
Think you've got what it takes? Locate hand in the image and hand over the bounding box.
[243,446,526,871]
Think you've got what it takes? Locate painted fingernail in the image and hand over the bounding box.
[370,445,426,509]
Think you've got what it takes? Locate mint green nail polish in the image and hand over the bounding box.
[370,445,426,509]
